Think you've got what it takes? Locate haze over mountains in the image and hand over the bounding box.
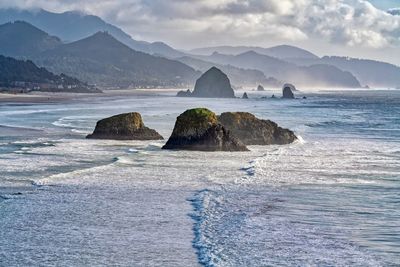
[0,21,61,57]
[0,8,399,90]
[0,8,185,58]
[35,32,198,88]
[0,55,98,93]
[190,45,319,60]
[191,51,361,88]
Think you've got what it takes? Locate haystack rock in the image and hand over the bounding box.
[218,112,297,145]
[257,85,265,91]
[86,112,163,140]
[162,108,248,151]
[282,83,295,99]
[190,67,235,98]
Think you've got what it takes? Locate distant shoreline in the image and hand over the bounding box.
[0,88,398,104]
[0,89,181,104]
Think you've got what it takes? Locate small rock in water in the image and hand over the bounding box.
[176,89,192,97]
[242,92,249,99]
[87,112,163,140]
[257,85,265,91]
[282,84,295,99]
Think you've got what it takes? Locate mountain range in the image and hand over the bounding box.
[0,21,61,57]
[192,51,361,88]
[176,56,280,87]
[0,8,185,58]
[0,8,399,89]
[189,45,319,60]
[0,55,99,93]
[33,31,199,88]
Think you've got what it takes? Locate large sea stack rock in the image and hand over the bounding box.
[218,112,297,145]
[87,112,163,140]
[162,108,248,151]
[282,84,295,99]
[191,67,235,98]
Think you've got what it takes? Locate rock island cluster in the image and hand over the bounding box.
[87,67,298,151]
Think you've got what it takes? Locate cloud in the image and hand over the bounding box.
[0,0,399,50]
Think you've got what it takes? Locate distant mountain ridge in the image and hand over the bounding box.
[0,55,98,93]
[387,8,400,15]
[190,45,319,59]
[0,8,185,58]
[0,8,398,89]
[0,21,61,57]
[34,31,199,88]
[193,51,361,88]
[287,56,400,88]
[176,56,280,87]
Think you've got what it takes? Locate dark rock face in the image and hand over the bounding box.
[218,112,297,145]
[242,92,249,99]
[162,108,248,151]
[191,67,235,98]
[283,83,297,91]
[257,85,265,91]
[87,112,163,140]
[177,89,192,97]
[282,84,295,99]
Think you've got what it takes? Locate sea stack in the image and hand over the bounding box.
[190,67,235,98]
[87,112,163,140]
[282,84,295,99]
[218,112,297,145]
[257,85,265,91]
[176,89,192,97]
[242,92,249,99]
[162,108,248,151]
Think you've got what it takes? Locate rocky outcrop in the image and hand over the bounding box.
[283,83,297,91]
[162,108,248,151]
[86,112,163,140]
[190,67,235,98]
[176,89,192,97]
[257,85,265,91]
[242,92,249,99]
[282,84,295,99]
[218,112,297,145]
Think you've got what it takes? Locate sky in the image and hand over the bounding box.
[0,0,399,65]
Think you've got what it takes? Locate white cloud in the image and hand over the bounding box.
[0,0,399,50]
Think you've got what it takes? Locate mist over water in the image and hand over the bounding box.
[0,90,399,266]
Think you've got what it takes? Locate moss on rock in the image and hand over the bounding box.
[163,108,248,151]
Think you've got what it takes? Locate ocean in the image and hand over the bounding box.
[0,89,399,266]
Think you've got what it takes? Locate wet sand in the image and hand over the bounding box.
[0,89,179,104]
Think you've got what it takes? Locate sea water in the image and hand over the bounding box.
[0,90,399,266]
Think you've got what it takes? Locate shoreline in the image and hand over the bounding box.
[0,88,397,105]
[0,89,180,104]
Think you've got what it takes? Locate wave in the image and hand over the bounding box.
[188,188,384,266]
[31,158,118,187]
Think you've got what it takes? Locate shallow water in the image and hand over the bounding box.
[0,90,399,266]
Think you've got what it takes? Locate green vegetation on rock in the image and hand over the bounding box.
[171,108,218,137]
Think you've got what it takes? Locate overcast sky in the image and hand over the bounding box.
[0,0,399,65]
